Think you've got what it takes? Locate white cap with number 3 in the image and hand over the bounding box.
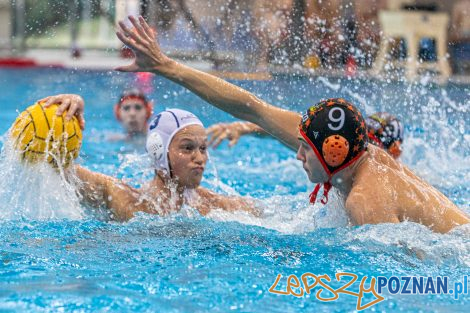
[146,109,204,175]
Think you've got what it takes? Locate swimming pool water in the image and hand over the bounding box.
[0,68,469,312]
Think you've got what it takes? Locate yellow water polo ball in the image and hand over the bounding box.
[9,102,82,168]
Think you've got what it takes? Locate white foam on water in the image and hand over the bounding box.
[202,156,349,234]
[0,139,84,220]
[341,222,470,267]
[317,77,375,114]
[402,135,470,190]
[440,89,469,113]
[206,184,349,234]
[115,152,155,186]
[399,96,469,195]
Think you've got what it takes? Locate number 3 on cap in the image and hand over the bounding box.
[328,107,345,131]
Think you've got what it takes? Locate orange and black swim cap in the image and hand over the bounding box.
[366,112,404,159]
[299,98,368,204]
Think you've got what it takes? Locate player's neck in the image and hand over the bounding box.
[152,172,185,209]
[331,152,368,195]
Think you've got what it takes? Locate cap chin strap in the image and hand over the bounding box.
[309,181,332,205]
[299,129,334,205]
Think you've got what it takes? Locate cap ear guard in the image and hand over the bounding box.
[146,131,165,167]
[388,141,402,159]
[322,135,350,167]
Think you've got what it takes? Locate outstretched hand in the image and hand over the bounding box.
[207,123,239,149]
[115,16,172,73]
[207,121,268,148]
[207,122,253,149]
[39,94,85,130]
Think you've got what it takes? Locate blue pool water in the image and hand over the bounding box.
[0,68,469,312]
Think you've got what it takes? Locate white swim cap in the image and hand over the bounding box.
[146,109,204,174]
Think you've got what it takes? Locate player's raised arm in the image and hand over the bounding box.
[115,16,301,151]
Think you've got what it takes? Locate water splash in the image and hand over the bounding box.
[340,223,470,269]
[205,182,349,234]
[0,138,84,220]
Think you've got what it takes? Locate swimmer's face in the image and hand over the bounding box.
[296,137,328,183]
[118,98,148,135]
[168,125,208,189]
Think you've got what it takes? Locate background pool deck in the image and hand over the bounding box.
[1,49,470,84]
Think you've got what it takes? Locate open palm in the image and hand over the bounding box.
[115,16,171,73]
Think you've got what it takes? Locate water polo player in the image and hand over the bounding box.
[114,88,153,137]
[208,113,404,159]
[67,108,259,220]
[365,112,404,159]
[114,16,469,232]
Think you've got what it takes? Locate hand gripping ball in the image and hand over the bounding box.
[9,102,82,168]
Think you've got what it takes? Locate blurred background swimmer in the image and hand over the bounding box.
[208,112,404,159]
[113,88,154,139]
[365,112,404,159]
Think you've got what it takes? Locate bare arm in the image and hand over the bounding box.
[115,16,301,151]
[71,165,114,207]
[194,187,262,216]
[345,191,400,226]
[71,165,151,221]
[348,195,469,233]
[429,209,470,233]
[154,60,301,150]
